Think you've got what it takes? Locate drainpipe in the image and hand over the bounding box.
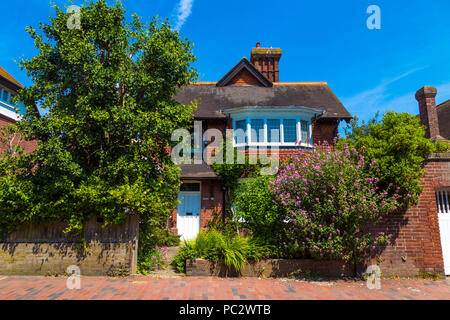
[222,182,227,224]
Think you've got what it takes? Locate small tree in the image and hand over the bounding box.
[0,0,197,258]
[270,143,400,262]
[337,112,448,206]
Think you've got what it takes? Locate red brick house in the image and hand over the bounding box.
[170,43,352,240]
[0,66,38,154]
[365,87,450,276]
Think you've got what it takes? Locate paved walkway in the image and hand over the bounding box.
[0,276,449,300]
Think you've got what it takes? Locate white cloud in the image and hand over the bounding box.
[173,0,194,31]
[342,67,427,121]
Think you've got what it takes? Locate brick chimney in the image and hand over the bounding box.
[416,86,441,140]
[250,43,282,82]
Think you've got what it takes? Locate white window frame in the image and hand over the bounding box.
[233,116,313,148]
[437,189,450,214]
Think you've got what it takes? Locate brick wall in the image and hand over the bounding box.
[228,68,262,86]
[0,216,139,276]
[311,119,338,145]
[361,157,449,277]
[0,114,38,154]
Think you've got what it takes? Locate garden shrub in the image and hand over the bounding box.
[270,142,401,263]
[232,176,286,246]
[172,230,262,273]
[338,112,448,206]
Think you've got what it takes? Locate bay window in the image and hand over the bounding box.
[222,106,324,148]
[232,117,313,147]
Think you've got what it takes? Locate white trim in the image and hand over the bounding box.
[437,189,450,214]
[232,116,314,148]
[0,102,20,121]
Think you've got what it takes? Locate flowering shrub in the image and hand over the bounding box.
[137,246,169,275]
[270,142,401,263]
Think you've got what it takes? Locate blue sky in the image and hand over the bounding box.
[1,0,450,124]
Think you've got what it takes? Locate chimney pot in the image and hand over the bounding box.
[416,86,440,140]
[256,42,261,48]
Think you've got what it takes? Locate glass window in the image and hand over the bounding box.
[234,120,247,144]
[283,119,297,143]
[300,120,309,143]
[251,119,265,143]
[180,183,201,192]
[2,89,9,102]
[267,119,280,143]
[436,189,450,214]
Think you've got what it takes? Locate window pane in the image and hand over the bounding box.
[251,119,265,143]
[300,120,309,143]
[267,119,280,143]
[283,119,297,143]
[180,183,201,192]
[2,89,9,102]
[235,120,247,144]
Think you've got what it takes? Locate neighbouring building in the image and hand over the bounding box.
[0,66,38,153]
[170,43,352,241]
[365,87,450,277]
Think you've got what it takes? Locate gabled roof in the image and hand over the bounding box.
[216,57,273,88]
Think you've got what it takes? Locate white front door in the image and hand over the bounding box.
[177,189,201,241]
[437,190,450,275]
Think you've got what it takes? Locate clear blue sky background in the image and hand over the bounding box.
[1,0,450,125]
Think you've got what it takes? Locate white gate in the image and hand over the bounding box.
[177,191,201,241]
[437,189,450,275]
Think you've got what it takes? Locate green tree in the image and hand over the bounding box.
[337,112,448,206]
[0,0,198,259]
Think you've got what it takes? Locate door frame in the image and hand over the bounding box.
[177,180,202,240]
[436,188,450,275]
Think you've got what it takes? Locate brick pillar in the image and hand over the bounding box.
[416,86,440,140]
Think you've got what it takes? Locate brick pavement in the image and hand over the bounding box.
[0,276,449,300]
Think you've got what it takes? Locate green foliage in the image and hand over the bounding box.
[206,207,239,238]
[172,230,261,274]
[0,0,197,260]
[137,246,169,275]
[232,176,285,245]
[337,112,448,206]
